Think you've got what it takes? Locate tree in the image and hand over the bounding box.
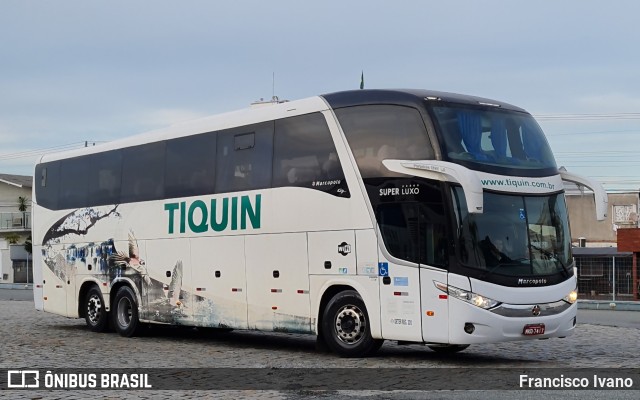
[17,196,29,212]
[5,233,20,244]
[24,235,32,254]
[17,196,29,229]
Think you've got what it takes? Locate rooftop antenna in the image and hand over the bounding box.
[250,72,288,107]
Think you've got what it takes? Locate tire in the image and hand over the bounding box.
[427,344,470,354]
[321,290,383,357]
[84,286,109,332]
[112,286,141,337]
[369,338,385,354]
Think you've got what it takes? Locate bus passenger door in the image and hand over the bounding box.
[376,200,450,343]
[190,236,248,329]
[245,233,312,333]
[375,202,424,343]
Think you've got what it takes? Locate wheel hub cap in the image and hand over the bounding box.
[87,295,102,324]
[335,305,366,345]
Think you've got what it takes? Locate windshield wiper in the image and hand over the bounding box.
[483,262,511,277]
[530,244,569,277]
[482,257,529,277]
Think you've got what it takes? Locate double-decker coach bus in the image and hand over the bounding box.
[32,89,607,357]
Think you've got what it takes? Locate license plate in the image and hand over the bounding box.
[523,323,545,336]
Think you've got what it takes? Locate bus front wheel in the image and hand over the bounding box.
[112,286,140,337]
[85,286,109,332]
[321,290,383,357]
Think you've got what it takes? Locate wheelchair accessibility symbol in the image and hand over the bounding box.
[378,262,389,277]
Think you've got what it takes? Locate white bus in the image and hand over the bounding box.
[32,89,607,357]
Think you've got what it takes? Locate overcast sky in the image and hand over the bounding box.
[2,1,639,190]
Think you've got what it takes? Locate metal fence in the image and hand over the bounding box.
[575,254,637,301]
[0,211,31,231]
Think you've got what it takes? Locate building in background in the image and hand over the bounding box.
[566,188,639,247]
[0,173,32,283]
[566,186,639,301]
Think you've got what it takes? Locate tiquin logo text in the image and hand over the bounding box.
[165,194,261,234]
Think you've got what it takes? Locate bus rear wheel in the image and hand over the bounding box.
[321,290,383,357]
[112,286,141,337]
[85,286,109,332]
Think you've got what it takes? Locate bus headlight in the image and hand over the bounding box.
[435,281,501,310]
[563,289,578,304]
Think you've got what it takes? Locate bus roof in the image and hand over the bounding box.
[37,89,527,165]
[37,95,329,164]
[321,89,527,113]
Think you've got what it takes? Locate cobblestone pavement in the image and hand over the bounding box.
[1,300,638,399]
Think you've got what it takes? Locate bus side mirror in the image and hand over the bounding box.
[559,169,608,221]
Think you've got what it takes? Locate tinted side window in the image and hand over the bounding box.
[376,202,447,267]
[376,203,421,263]
[59,156,89,209]
[273,113,346,194]
[335,105,434,178]
[87,150,123,206]
[35,161,60,210]
[417,202,448,266]
[165,132,216,198]
[216,122,273,193]
[121,142,166,203]
[371,179,447,266]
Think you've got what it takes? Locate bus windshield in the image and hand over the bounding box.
[430,105,557,172]
[451,187,572,278]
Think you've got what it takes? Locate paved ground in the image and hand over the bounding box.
[0,300,638,399]
[0,287,32,301]
[577,309,640,329]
